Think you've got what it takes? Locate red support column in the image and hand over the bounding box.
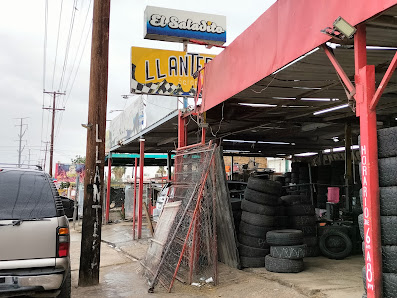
[138,139,145,239]
[178,111,187,148]
[355,24,383,298]
[105,153,111,224]
[132,157,138,240]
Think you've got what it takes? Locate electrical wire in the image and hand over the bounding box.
[58,0,78,92]
[64,0,92,93]
[209,102,224,137]
[55,20,92,141]
[51,0,64,90]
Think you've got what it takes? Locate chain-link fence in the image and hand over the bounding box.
[141,142,218,292]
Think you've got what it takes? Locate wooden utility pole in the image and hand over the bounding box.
[43,91,65,176]
[78,0,110,287]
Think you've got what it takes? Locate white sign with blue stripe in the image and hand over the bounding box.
[144,6,226,45]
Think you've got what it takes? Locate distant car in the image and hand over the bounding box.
[60,196,75,219]
[0,168,71,297]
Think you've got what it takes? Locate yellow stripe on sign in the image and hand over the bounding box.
[131,46,215,93]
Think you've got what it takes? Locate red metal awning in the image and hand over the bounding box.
[201,0,397,112]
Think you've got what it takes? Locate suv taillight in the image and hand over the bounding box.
[57,227,70,257]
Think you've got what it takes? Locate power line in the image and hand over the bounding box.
[55,19,93,141]
[64,0,92,93]
[58,0,78,92]
[51,0,64,90]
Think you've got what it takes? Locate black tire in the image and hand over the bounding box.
[359,214,397,245]
[266,229,304,246]
[265,255,304,273]
[244,188,280,206]
[286,204,315,216]
[240,256,266,268]
[274,216,289,228]
[239,243,269,257]
[360,187,397,216]
[305,245,320,257]
[319,230,352,259]
[362,243,397,273]
[247,177,282,195]
[377,126,397,158]
[58,268,71,298]
[241,199,280,216]
[270,244,307,260]
[290,215,316,227]
[297,225,317,236]
[241,211,275,227]
[362,266,397,297]
[280,195,311,206]
[239,221,273,238]
[378,157,397,187]
[303,236,318,247]
[238,233,269,249]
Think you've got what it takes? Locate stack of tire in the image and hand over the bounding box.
[281,194,320,257]
[238,177,283,268]
[358,126,397,297]
[265,230,306,273]
[298,164,311,197]
[316,165,332,209]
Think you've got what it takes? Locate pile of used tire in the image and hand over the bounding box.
[281,194,320,257]
[316,165,332,209]
[265,230,306,273]
[238,177,283,268]
[298,164,311,197]
[359,126,397,297]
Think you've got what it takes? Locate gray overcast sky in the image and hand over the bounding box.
[0,0,275,172]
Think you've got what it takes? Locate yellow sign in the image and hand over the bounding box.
[131,46,215,96]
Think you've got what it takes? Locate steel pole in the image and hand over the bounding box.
[133,157,138,239]
[105,153,112,224]
[138,140,145,239]
[355,24,382,298]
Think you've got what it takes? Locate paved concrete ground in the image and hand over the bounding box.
[70,221,364,298]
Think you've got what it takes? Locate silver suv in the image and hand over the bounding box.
[0,168,71,297]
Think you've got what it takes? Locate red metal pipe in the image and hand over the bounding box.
[322,44,356,99]
[178,111,187,148]
[355,24,382,298]
[132,157,138,240]
[370,50,397,110]
[138,140,145,239]
[105,153,112,224]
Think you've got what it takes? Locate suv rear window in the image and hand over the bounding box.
[0,170,57,220]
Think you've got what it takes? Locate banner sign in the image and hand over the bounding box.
[55,163,85,183]
[144,6,226,45]
[131,46,215,96]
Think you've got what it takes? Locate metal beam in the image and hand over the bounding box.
[370,50,397,110]
[322,44,356,99]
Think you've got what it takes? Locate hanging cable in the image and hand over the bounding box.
[51,0,64,90]
[58,0,78,92]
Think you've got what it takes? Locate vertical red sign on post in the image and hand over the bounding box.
[355,24,383,298]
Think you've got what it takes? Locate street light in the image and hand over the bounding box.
[109,109,123,113]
